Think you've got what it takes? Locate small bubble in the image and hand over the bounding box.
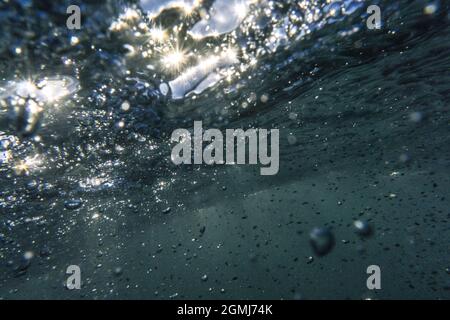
[424,3,438,15]
[115,120,125,129]
[26,180,39,191]
[23,251,34,260]
[113,267,123,276]
[399,153,411,163]
[409,111,423,123]
[16,251,34,272]
[260,94,269,103]
[121,101,130,112]
[287,134,297,145]
[70,36,80,46]
[169,293,179,299]
[309,227,335,256]
[353,220,373,237]
[159,83,170,96]
[64,199,82,210]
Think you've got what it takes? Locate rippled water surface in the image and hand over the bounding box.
[0,0,449,299]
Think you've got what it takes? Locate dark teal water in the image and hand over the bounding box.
[0,0,449,299]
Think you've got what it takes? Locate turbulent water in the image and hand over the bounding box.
[0,0,449,299]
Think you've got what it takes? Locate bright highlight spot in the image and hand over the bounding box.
[161,49,187,72]
[150,27,167,42]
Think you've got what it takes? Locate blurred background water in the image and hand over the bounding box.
[0,0,449,299]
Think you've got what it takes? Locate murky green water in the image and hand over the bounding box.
[0,0,449,299]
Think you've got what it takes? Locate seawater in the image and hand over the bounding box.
[0,0,449,299]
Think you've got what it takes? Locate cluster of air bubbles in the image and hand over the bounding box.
[104,0,369,100]
[309,219,374,255]
[0,77,79,137]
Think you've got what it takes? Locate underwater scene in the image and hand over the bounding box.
[0,0,449,300]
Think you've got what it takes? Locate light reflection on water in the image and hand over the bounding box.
[0,0,449,299]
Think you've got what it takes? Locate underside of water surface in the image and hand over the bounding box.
[0,0,449,299]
